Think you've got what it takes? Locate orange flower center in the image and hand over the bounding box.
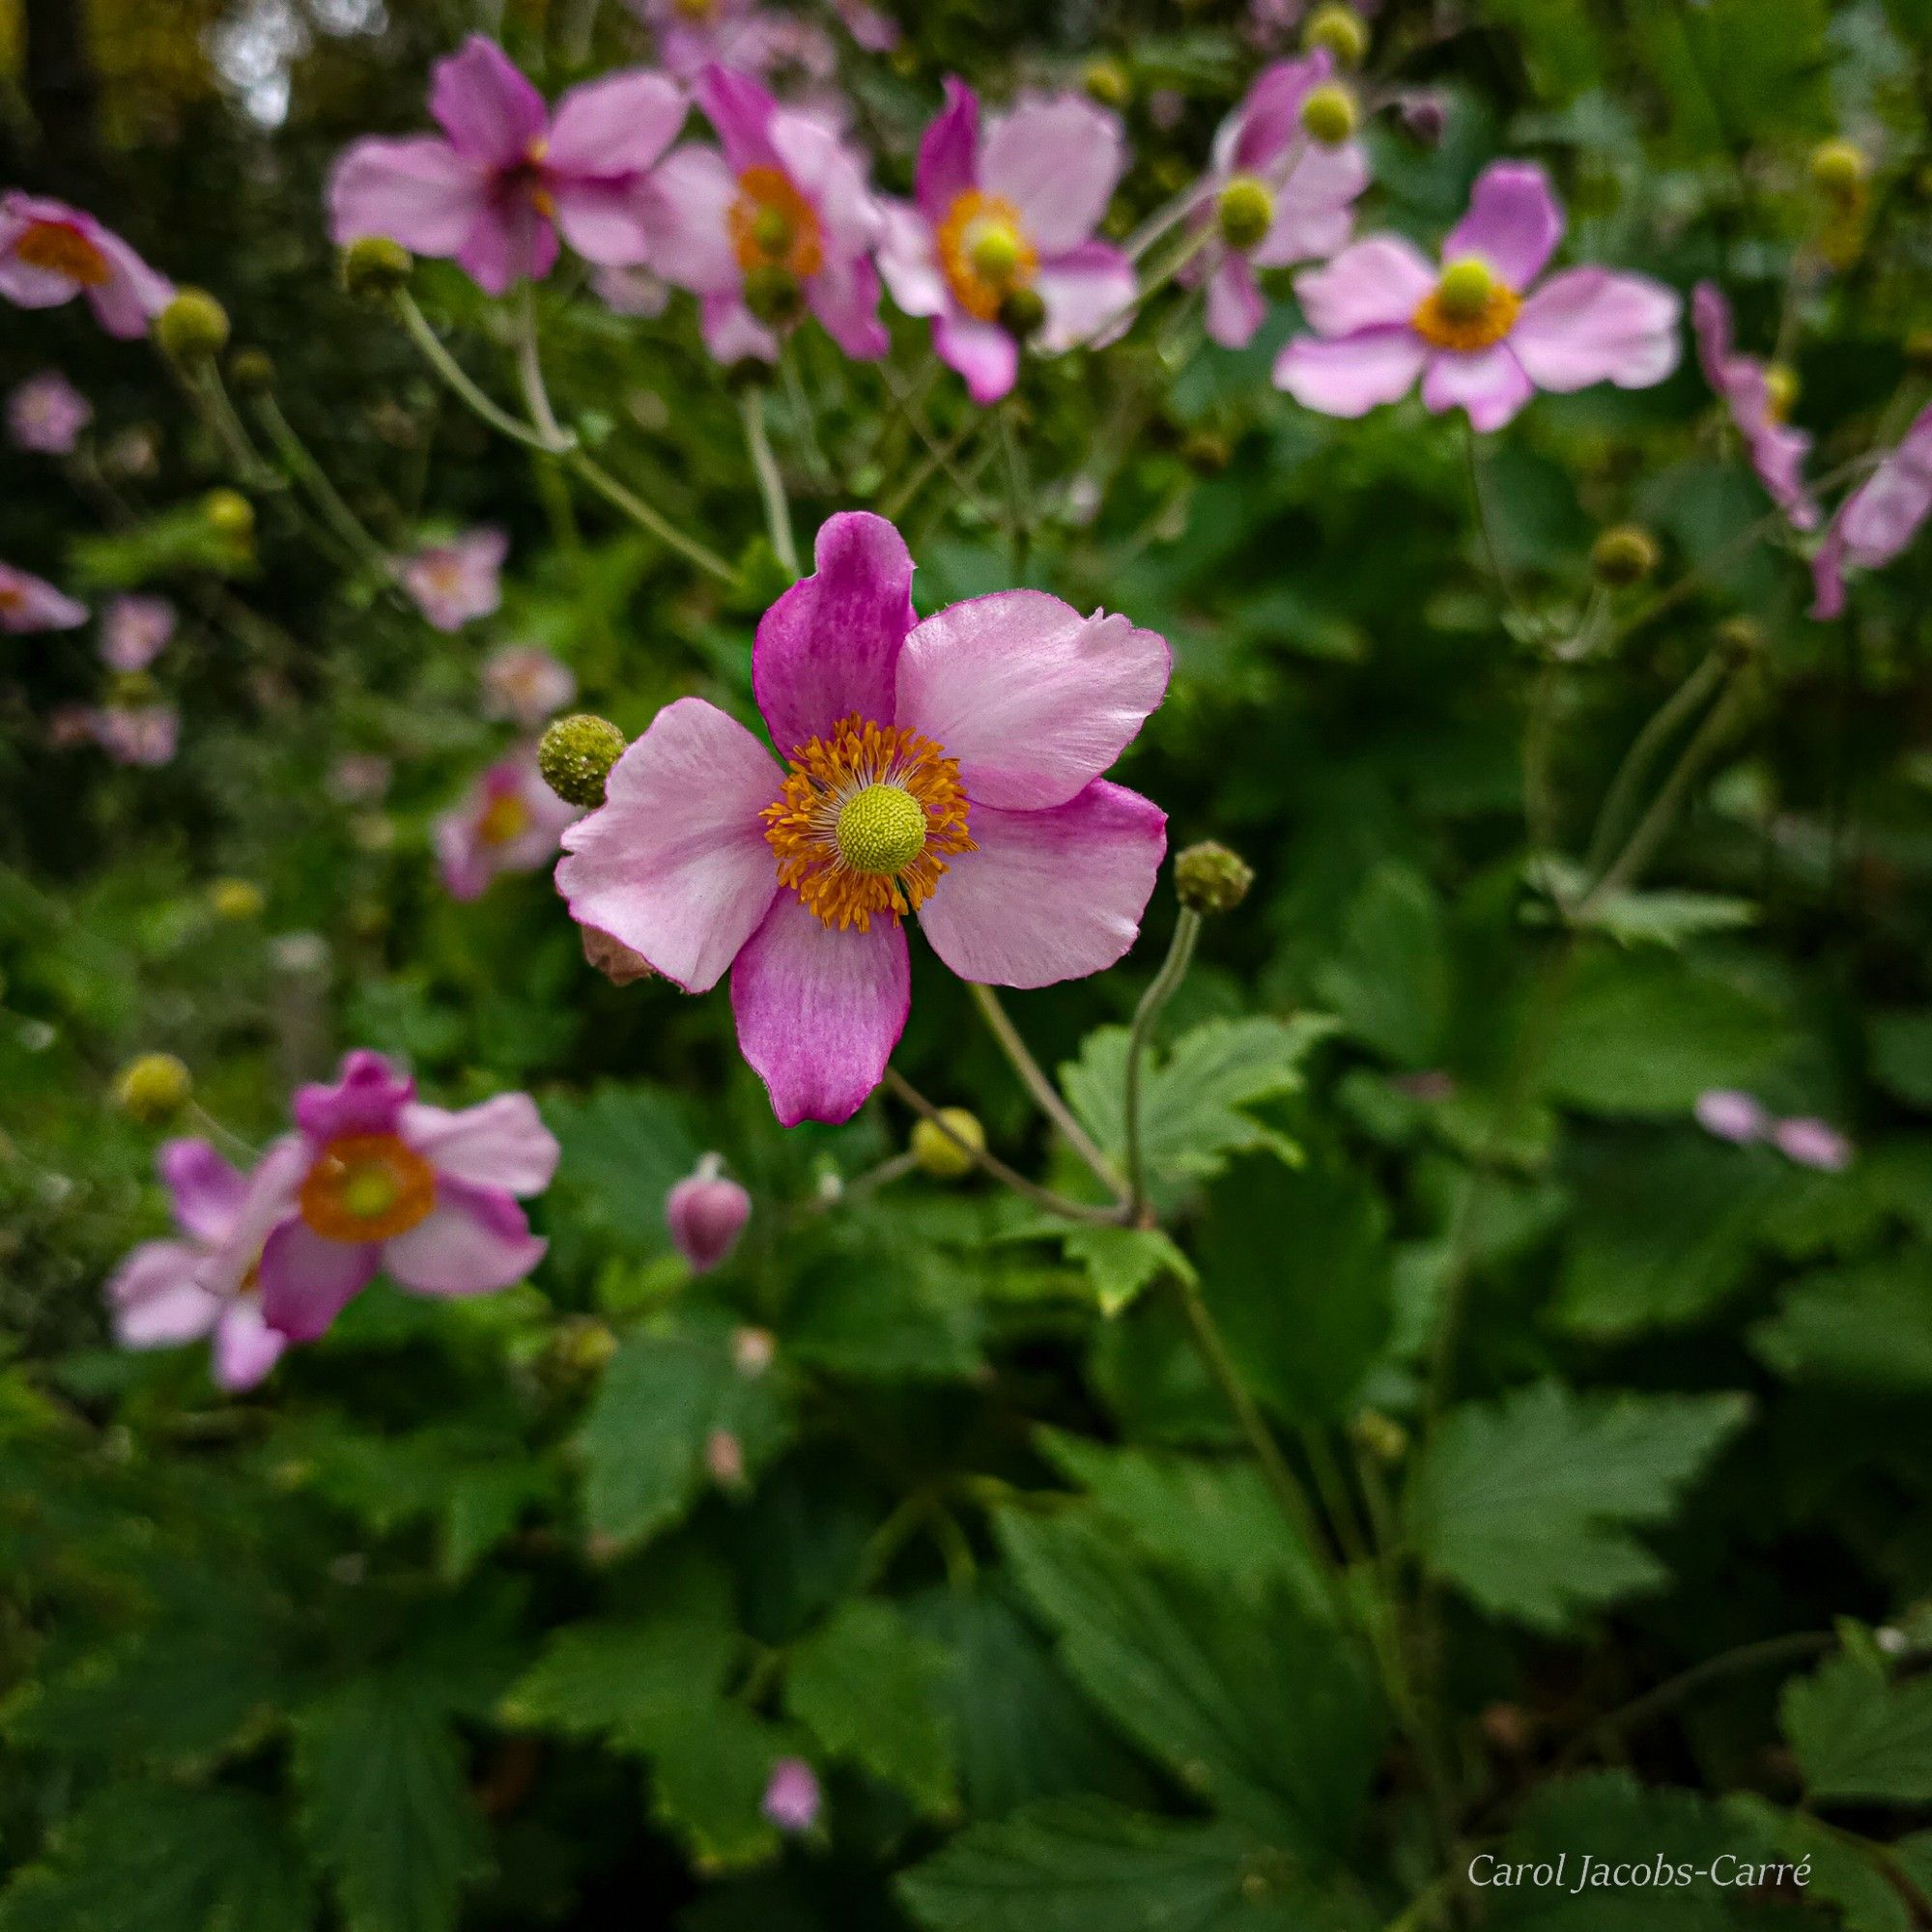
[672,0,720,16]
[298,1133,437,1243]
[477,789,533,846]
[729,167,823,278]
[518,138,556,220]
[14,219,111,286]
[761,714,975,932]
[936,190,1037,323]
[1411,255,1520,353]
[0,583,22,613]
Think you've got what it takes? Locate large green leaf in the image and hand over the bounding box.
[1313,864,1451,1065]
[1751,1257,1932,1389]
[542,1084,700,1259]
[1784,1648,1932,1805]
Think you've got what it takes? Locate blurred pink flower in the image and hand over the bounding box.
[253,1049,559,1343]
[835,0,899,53]
[1183,53,1368,351]
[0,560,87,633]
[636,0,782,81]
[1811,404,1932,620]
[7,370,91,453]
[327,37,688,296]
[399,526,508,631]
[667,1154,752,1270]
[438,749,582,900]
[106,1139,298,1391]
[1275,161,1680,431]
[878,80,1134,404]
[704,1427,746,1485]
[1691,283,1818,532]
[329,752,393,803]
[483,643,576,727]
[1694,1088,1771,1145]
[653,66,887,365]
[762,1758,820,1833]
[555,512,1169,1125]
[592,264,672,316]
[99,593,177,671]
[1246,0,1306,45]
[1773,1116,1854,1173]
[90,701,180,767]
[0,192,172,338]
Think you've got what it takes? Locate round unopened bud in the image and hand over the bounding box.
[1399,90,1448,148]
[549,1314,619,1378]
[705,1428,747,1487]
[1590,524,1659,588]
[208,878,265,921]
[910,1107,985,1179]
[1217,176,1275,252]
[538,713,627,809]
[107,669,159,707]
[998,286,1047,339]
[202,489,254,539]
[340,235,413,301]
[1302,1,1369,66]
[1083,57,1131,108]
[1904,327,1932,378]
[1351,1408,1408,1462]
[1717,614,1765,663]
[1809,138,1867,199]
[743,264,805,328]
[1180,429,1232,475]
[1174,840,1254,914]
[114,1051,191,1122]
[667,1157,752,1272]
[1299,83,1358,148]
[156,288,231,364]
[228,348,275,393]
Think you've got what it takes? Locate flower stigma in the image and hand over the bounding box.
[938,191,1037,321]
[298,1134,437,1242]
[1411,255,1520,352]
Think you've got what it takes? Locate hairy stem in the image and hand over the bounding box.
[968,982,1126,1199]
[1579,648,1728,878]
[1122,908,1201,1220]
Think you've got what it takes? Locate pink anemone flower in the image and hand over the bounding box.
[483,642,576,727]
[327,37,687,297]
[8,370,91,454]
[0,561,87,633]
[878,80,1135,405]
[634,0,782,81]
[555,512,1170,1126]
[1810,404,1932,620]
[106,1140,301,1391]
[100,593,177,672]
[91,701,180,767]
[1274,160,1681,431]
[399,526,507,631]
[438,749,583,900]
[653,66,887,366]
[1182,53,1369,352]
[0,192,172,338]
[1690,283,1818,532]
[256,1050,559,1344]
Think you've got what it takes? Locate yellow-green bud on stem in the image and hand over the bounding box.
[1809,138,1867,200]
[1174,840,1254,914]
[1717,615,1765,664]
[1083,56,1131,108]
[1299,83,1358,147]
[910,1107,985,1179]
[1303,1,1369,66]
[203,489,255,540]
[999,286,1047,339]
[208,879,266,921]
[115,1052,191,1122]
[228,348,275,393]
[1217,176,1275,252]
[340,235,413,301]
[1351,1408,1409,1463]
[156,288,231,364]
[539,714,628,809]
[1590,524,1660,588]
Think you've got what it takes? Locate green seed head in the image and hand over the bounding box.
[834,783,926,875]
[227,347,275,393]
[1809,138,1866,199]
[539,714,628,809]
[115,1051,191,1122]
[1302,1,1369,66]
[340,235,413,301]
[156,288,231,365]
[1435,256,1496,323]
[1217,176,1275,252]
[1083,57,1131,109]
[1299,83,1358,148]
[1590,525,1660,588]
[202,489,255,539]
[1174,840,1255,915]
[208,878,266,921]
[910,1107,985,1179]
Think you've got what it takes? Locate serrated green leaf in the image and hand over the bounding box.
[542,1085,699,1259]
[1785,1650,1932,1805]
[1056,1224,1195,1316]
[1752,1257,1932,1389]
[501,1614,738,1739]
[627,1695,791,1867]
[1313,864,1451,1065]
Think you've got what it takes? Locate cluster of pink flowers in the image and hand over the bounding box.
[108,1050,558,1389]
[1694,1090,1854,1172]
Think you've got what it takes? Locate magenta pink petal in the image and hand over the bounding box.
[107,1241,223,1347]
[258,1221,381,1342]
[1274,327,1427,415]
[296,1050,414,1143]
[431,35,550,168]
[730,895,909,1125]
[327,136,486,254]
[555,696,781,994]
[806,254,890,360]
[1511,267,1681,393]
[158,1138,247,1245]
[1228,53,1330,171]
[933,311,1019,403]
[1294,236,1435,336]
[383,1183,545,1295]
[696,63,782,174]
[1442,160,1563,287]
[917,781,1167,988]
[917,77,980,219]
[401,1094,559,1195]
[545,69,687,178]
[1420,344,1535,431]
[195,1138,307,1300]
[458,199,559,295]
[980,95,1123,254]
[212,1300,286,1391]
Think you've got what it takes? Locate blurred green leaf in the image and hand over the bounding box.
[1785,1648,1932,1805]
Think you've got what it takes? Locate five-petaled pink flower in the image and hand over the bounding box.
[1691,283,1818,532]
[99,593,177,672]
[105,1139,296,1391]
[483,642,576,727]
[878,80,1135,404]
[0,192,172,338]
[1810,404,1932,620]
[328,37,687,297]
[8,370,91,454]
[438,749,583,901]
[399,526,508,631]
[1182,54,1368,351]
[1274,160,1681,431]
[254,1049,559,1343]
[0,561,87,634]
[653,66,887,366]
[555,512,1170,1126]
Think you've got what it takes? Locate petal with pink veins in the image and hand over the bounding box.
[1274,326,1427,415]
[430,35,550,168]
[1420,344,1535,431]
[258,1221,381,1342]
[1294,236,1435,336]
[383,1182,545,1295]
[327,137,487,254]
[980,95,1124,254]
[1442,161,1563,287]
[401,1094,560,1196]
[1511,267,1681,393]
[458,199,559,296]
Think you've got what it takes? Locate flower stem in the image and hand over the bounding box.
[1463,419,1523,621]
[564,449,737,582]
[512,282,573,452]
[248,391,392,578]
[1579,648,1728,878]
[1122,907,1200,1221]
[741,387,800,576]
[394,291,554,451]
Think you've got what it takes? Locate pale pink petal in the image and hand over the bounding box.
[1812,410,1932,618]
[1690,280,1734,394]
[643,147,743,293]
[1420,345,1535,431]
[916,76,980,220]
[552,182,659,266]
[702,292,780,364]
[157,1138,247,1245]
[546,69,687,178]
[980,95,1124,254]
[107,1241,223,1346]
[86,235,175,338]
[730,895,909,1125]
[212,1300,286,1391]
[1442,160,1563,286]
[753,511,915,754]
[295,1049,414,1142]
[895,591,1169,810]
[1250,144,1367,268]
[383,1182,545,1295]
[258,1221,380,1342]
[555,696,781,994]
[1511,267,1682,393]
[770,110,881,259]
[194,1140,306,1300]
[877,201,948,318]
[1035,242,1137,353]
[1274,326,1427,414]
[430,35,550,169]
[1206,253,1267,349]
[934,311,1019,404]
[696,64,782,174]
[1293,236,1435,335]
[327,137,487,254]
[806,254,890,360]
[917,781,1167,988]
[400,1093,559,1195]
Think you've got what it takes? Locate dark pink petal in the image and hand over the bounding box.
[1442,160,1563,287]
[807,254,890,360]
[1227,53,1331,172]
[895,589,1169,810]
[295,1049,415,1143]
[667,1170,752,1270]
[106,1240,222,1347]
[696,63,782,174]
[753,511,916,754]
[1206,252,1266,349]
[934,311,1019,403]
[327,136,486,255]
[457,198,559,295]
[917,781,1167,988]
[917,76,980,219]
[980,94,1124,254]
[1690,280,1734,394]
[258,1221,380,1342]
[430,35,550,168]
[1420,344,1535,431]
[730,895,909,1125]
[1294,236,1435,336]
[158,1138,247,1245]
[212,1300,285,1391]
[546,69,687,179]
[1274,326,1427,415]
[555,696,781,993]
[1511,267,1680,393]
[383,1182,545,1295]
[401,1093,559,1196]
[1035,242,1136,353]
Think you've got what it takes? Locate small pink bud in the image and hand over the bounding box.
[1773,1116,1854,1172]
[667,1157,751,1272]
[1694,1089,1772,1146]
[704,1428,745,1487]
[762,1757,821,1833]
[732,1326,776,1378]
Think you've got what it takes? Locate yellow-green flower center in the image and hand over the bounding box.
[1762,362,1799,421]
[1435,256,1496,322]
[967,218,1025,284]
[1217,176,1275,251]
[341,1166,403,1220]
[835,782,927,876]
[1299,83,1358,147]
[753,204,793,256]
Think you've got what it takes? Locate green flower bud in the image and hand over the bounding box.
[1302,1,1369,67]
[1174,840,1254,915]
[155,288,231,365]
[1590,524,1660,588]
[202,489,254,540]
[1216,176,1275,252]
[743,264,805,328]
[539,713,628,809]
[1717,614,1765,663]
[999,286,1048,339]
[115,1051,191,1122]
[340,235,413,301]
[1809,138,1867,200]
[1298,83,1358,147]
[227,348,275,393]
[1082,57,1131,109]
[208,878,266,921]
[1180,429,1232,475]
[910,1108,985,1179]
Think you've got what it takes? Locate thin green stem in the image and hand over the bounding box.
[997,401,1033,575]
[394,291,555,449]
[1463,420,1522,621]
[741,387,799,576]
[1122,908,1201,1220]
[1580,649,1727,878]
[1298,1424,1373,1572]
[566,449,736,582]
[838,1149,921,1205]
[513,284,573,452]
[249,392,391,576]
[780,343,834,489]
